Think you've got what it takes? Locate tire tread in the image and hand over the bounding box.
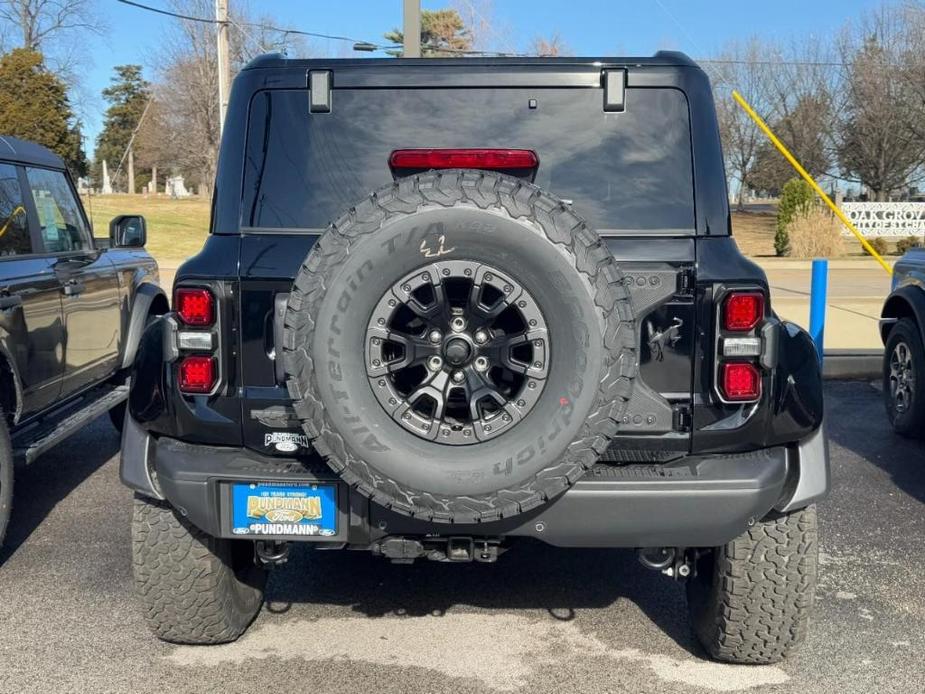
[688,505,818,664]
[282,170,637,524]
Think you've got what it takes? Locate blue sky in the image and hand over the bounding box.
[81,0,883,145]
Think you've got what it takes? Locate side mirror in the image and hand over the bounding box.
[110,215,147,248]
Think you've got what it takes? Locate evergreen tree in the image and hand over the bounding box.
[384,9,472,57]
[0,48,87,175]
[94,65,150,190]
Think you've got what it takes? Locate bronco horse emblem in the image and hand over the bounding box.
[646,317,684,361]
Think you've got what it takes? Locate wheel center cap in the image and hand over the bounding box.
[444,337,472,366]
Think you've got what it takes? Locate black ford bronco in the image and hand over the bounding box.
[0,136,166,549]
[122,53,827,664]
[880,247,925,434]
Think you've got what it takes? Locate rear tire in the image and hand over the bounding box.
[131,494,266,644]
[686,505,818,664]
[0,411,13,548]
[883,318,925,437]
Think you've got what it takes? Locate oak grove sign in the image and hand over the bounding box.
[840,202,925,237]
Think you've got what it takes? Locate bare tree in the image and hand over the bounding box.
[710,39,775,208]
[836,5,925,199]
[0,0,104,82]
[0,0,97,49]
[149,0,308,196]
[529,33,571,57]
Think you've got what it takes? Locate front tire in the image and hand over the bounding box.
[0,411,13,548]
[883,318,925,437]
[686,505,818,664]
[131,494,267,644]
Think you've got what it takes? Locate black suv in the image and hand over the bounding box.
[881,247,925,433]
[0,136,166,548]
[122,53,827,664]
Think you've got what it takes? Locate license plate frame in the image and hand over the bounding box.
[229,481,339,538]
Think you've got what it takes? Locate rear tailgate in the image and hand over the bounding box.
[236,63,698,458]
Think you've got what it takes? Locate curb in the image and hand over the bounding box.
[754,259,896,271]
[823,350,882,380]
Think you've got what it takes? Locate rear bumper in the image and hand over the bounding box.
[121,415,828,548]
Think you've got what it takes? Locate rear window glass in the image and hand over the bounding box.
[242,87,695,234]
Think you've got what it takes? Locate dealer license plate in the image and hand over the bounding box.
[231,482,337,537]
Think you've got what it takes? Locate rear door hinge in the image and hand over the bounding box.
[677,267,695,297]
[672,404,692,432]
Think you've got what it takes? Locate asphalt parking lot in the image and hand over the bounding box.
[0,380,922,694]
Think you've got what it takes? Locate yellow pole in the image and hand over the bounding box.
[731,90,892,275]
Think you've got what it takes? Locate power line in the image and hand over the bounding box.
[115,0,379,45]
[117,0,533,56]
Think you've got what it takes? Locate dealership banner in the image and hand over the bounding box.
[839,202,925,237]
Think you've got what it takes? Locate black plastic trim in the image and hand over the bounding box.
[135,425,793,549]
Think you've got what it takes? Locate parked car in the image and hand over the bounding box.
[121,53,827,664]
[880,247,925,434]
[0,136,167,548]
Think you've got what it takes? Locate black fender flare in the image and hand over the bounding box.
[122,283,169,369]
[880,286,925,344]
[0,341,24,424]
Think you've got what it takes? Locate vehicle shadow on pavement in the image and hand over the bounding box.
[265,541,706,658]
[824,381,925,506]
[0,417,120,567]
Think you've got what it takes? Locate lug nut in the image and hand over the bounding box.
[474,356,489,372]
[474,330,489,344]
[452,370,465,383]
[450,317,466,332]
[429,329,442,343]
[428,355,443,372]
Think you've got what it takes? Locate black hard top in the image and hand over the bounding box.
[0,135,65,169]
[243,50,698,71]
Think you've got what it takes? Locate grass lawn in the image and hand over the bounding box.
[81,193,210,267]
[78,194,883,267]
[730,209,778,257]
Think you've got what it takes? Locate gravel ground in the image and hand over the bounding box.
[0,381,922,694]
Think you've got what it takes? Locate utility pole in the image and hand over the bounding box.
[215,0,231,136]
[402,0,421,58]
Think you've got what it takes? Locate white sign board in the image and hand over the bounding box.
[840,202,925,237]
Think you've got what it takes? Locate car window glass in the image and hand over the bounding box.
[0,163,31,257]
[242,87,696,234]
[26,167,90,253]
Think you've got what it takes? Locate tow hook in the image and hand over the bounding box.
[256,540,290,566]
[637,547,694,579]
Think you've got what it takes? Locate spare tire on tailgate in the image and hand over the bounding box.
[282,170,637,523]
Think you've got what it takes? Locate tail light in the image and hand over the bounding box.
[720,362,761,401]
[178,355,216,394]
[389,148,539,172]
[723,292,764,331]
[175,288,214,326]
[716,289,767,403]
[174,285,219,394]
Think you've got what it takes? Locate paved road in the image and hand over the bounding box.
[2,381,921,694]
